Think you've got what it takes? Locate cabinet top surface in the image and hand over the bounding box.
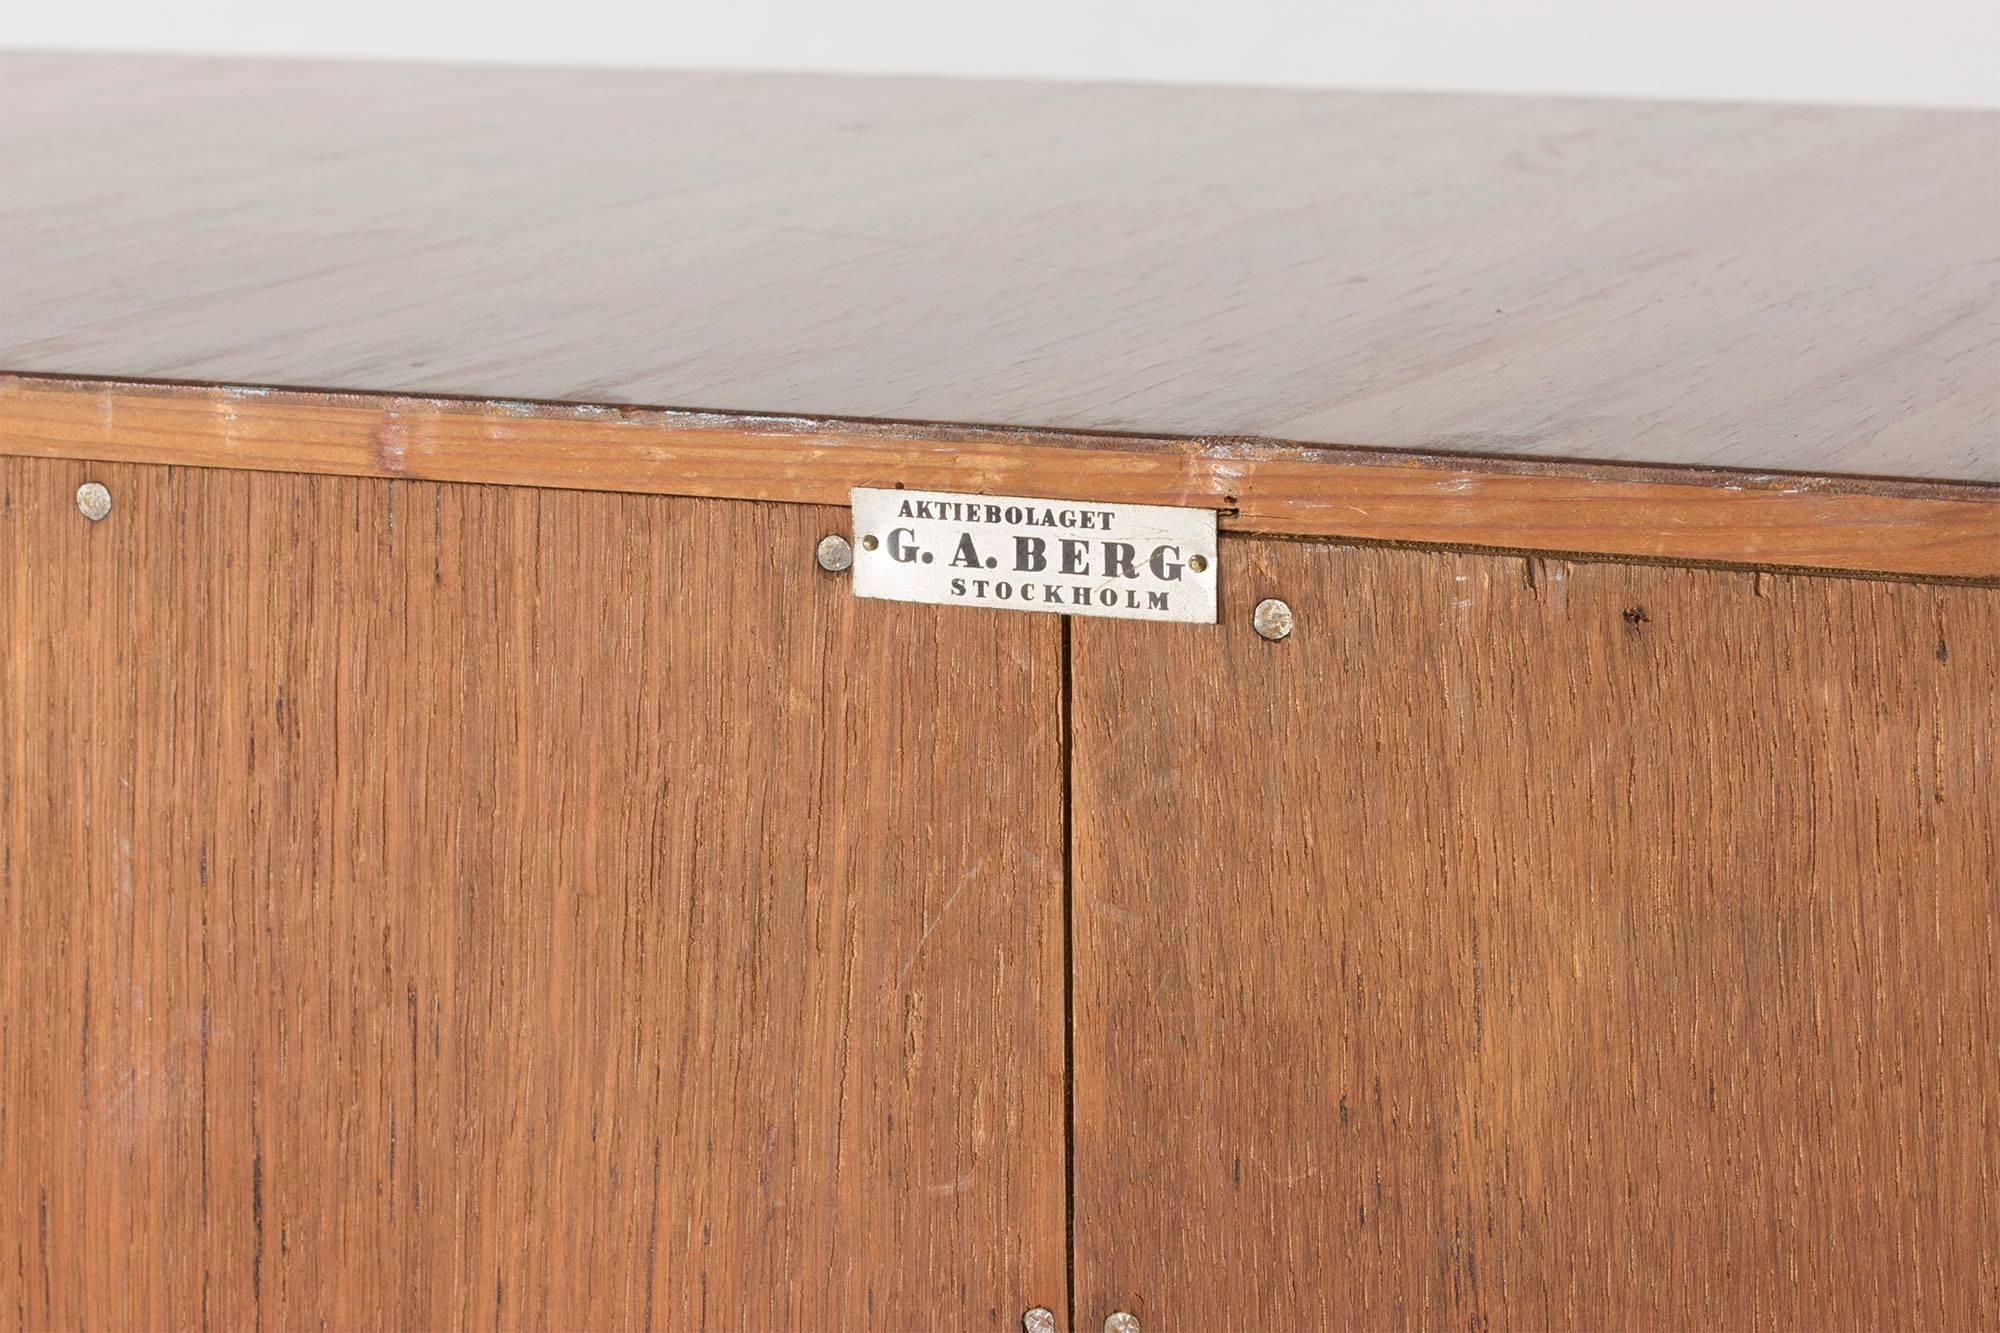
[1,51,1996,485]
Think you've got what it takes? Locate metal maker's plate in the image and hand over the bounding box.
[850,487,1217,623]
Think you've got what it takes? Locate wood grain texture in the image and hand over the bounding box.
[3,51,1995,484]
[0,456,1066,1330]
[1071,539,1999,1329]
[6,376,1996,581]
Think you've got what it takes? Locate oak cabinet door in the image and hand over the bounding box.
[2,459,1067,1330]
[1071,539,1997,1330]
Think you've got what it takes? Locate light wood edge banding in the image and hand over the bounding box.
[4,374,1995,580]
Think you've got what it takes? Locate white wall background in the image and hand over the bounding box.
[3,0,1995,108]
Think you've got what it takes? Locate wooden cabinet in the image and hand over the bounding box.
[3,51,1996,1332]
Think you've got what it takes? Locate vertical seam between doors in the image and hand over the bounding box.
[1060,615,1077,1332]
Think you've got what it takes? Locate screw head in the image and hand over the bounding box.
[1252,597,1294,641]
[76,482,112,522]
[1105,1314,1142,1333]
[815,534,853,572]
[1022,1308,1057,1333]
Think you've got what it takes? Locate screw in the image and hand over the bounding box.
[1105,1315,1141,1333]
[1188,553,1209,573]
[1023,1308,1057,1333]
[1252,597,1293,641]
[815,534,853,572]
[76,482,112,522]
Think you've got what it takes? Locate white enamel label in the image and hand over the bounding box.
[849,487,1217,623]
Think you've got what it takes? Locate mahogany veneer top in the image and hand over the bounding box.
[3,51,1996,485]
